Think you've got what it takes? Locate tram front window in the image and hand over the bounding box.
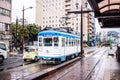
[44,38,52,46]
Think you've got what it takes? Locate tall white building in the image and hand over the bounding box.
[36,0,66,29]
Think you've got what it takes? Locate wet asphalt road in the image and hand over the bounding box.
[0,54,24,71]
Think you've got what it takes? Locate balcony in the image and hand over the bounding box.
[65,0,71,2]
[65,6,71,10]
[65,2,71,6]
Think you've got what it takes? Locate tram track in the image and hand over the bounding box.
[85,48,109,80]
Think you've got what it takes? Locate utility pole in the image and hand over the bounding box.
[22,6,25,52]
[68,2,92,57]
[16,17,18,49]
[22,6,33,52]
[80,5,84,56]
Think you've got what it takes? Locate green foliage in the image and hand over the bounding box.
[11,23,39,38]
[26,24,39,35]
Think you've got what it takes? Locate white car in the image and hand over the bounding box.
[0,42,8,63]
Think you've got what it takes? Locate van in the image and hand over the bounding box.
[0,42,8,63]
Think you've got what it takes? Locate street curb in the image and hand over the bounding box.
[8,52,18,56]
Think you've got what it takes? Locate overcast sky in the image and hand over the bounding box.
[12,0,35,23]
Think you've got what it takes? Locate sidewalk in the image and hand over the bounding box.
[8,49,22,57]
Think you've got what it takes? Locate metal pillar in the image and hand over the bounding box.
[22,6,25,53]
[80,5,84,57]
[16,17,18,49]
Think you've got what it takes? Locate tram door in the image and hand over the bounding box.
[62,37,65,56]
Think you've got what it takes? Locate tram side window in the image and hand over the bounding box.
[69,38,72,46]
[76,39,78,46]
[72,39,74,46]
[78,40,79,45]
[39,37,42,46]
[75,39,77,46]
[77,40,79,46]
[54,37,58,46]
[79,40,80,45]
[66,38,68,46]
[44,38,52,46]
[73,39,75,46]
[62,38,65,47]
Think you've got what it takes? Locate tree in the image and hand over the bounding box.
[27,24,39,45]
[11,23,39,46]
[26,24,39,35]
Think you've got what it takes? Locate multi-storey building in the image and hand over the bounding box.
[87,12,96,45]
[0,0,12,39]
[36,0,66,29]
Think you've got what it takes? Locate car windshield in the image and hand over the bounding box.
[24,47,35,52]
[0,43,6,50]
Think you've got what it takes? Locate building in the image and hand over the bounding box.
[36,0,96,43]
[87,12,96,45]
[0,0,12,40]
[36,0,66,29]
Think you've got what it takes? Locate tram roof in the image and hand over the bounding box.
[88,0,120,28]
[38,30,80,39]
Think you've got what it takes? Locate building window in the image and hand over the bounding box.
[0,23,6,31]
[0,7,10,17]
[0,23,2,31]
[5,24,9,31]
[0,8,2,14]
[2,0,11,3]
[76,23,78,25]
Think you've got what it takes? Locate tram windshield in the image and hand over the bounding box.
[43,38,52,46]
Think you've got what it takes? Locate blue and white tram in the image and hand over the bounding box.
[38,30,81,64]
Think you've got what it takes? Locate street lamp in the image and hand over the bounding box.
[22,6,33,52]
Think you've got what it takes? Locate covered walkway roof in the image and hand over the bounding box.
[87,0,120,28]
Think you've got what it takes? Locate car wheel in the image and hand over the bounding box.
[34,56,38,62]
[24,59,27,61]
[0,56,4,64]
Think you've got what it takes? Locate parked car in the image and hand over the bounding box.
[23,46,38,62]
[0,42,8,63]
[83,41,88,47]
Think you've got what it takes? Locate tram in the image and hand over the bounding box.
[38,27,81,64]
